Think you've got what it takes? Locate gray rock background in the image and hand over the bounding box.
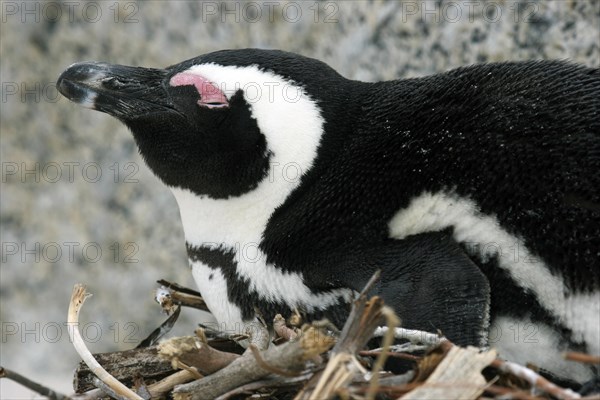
[1,0,598,397]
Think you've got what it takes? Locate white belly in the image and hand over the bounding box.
[191,260,247,335]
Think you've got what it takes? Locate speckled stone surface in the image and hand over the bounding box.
[1,0,599,396]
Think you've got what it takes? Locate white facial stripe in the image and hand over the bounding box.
[184,63,324,171]
[171,63,345,324]
[173,63,323,243]
[388,191,600,354]
[172,63,324,244]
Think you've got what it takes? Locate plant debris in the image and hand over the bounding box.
[1,278,597,400]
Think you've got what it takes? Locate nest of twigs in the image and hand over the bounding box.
[1,275,598,400]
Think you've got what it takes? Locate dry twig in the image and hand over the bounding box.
[246,318,271,350]
[157,333,240,376]
[274,313,299,341]
[146,370,197,398]
[137,305,181,348]
[401,345,497,400]
[74,345,175,392]
[173,325,335,400]
[0,367,70,400]
[214,372,313,400]
[155,280,209,313]
[564,352,600,365]
[491,358,581,400]
[366,306,401,400]
[92,377,131,400]
[67,284,143,400]
[301,274,387,400]
[373,326,445,347]
[64,277,592,400]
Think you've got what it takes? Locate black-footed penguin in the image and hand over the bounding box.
[57,49,600,383]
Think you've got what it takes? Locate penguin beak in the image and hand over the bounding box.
[57,62,173,119]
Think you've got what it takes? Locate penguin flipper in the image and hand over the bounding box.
[336,231,491,347]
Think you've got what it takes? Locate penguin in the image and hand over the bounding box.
[57,49,600,383]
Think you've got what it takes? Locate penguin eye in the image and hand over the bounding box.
[170,72,229,109]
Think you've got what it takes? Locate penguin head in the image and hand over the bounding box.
[57,49,351,198]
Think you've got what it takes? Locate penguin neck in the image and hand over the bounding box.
[170,172,301,251]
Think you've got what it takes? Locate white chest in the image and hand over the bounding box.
[171,178,355,330]
[190,260,246,334]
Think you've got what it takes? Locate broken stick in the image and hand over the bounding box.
[172,325,335,400]
[67,284,143,400]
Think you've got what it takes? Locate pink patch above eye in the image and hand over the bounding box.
[169,72,229,108]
